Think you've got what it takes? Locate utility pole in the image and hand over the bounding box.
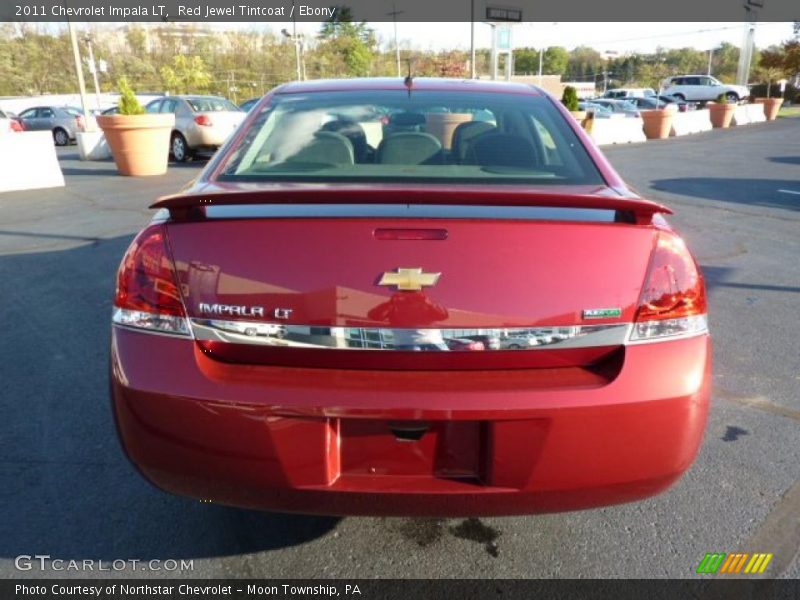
[66,16,91,128]
[388,3,403,77]
[538,47,543,86]
[707,48,713,76]
[470,0,476,79]
[83,33,102,110]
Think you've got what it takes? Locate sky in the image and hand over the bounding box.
[284,21,795,53]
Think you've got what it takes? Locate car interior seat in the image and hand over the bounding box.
[377,132,443,165]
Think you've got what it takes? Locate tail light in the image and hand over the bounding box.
[631,233,708,341]
[112,225,190,336]
[194,114,213,126]
[10,120,24,132]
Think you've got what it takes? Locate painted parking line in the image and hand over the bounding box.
[777,189,800,195]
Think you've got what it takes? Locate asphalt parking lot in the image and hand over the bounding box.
[1,118,798,579]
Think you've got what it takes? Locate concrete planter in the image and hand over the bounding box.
[76,130,112,161]
[640,109,673,139]
[96,113,174,176]
[754,97,784,121]
[707,102,736,129]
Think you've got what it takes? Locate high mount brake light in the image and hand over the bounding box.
[631,233,708,341]
[112,225,190,336]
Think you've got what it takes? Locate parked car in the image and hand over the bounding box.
[662,75,750,103]
[500,335,539,349]
[144,95,245,162]
[461,334,501,350]
[658,94,694,112]
[110,77,710,517]
[628,97,679,112]
[587,98,641,117]
[239,97,261,112]
[16,106,86,145]
[602,87,656,99]
[578,101,614,117]
[0,108,24,133]
[445,338,485,351]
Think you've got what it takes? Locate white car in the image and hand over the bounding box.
[662,75,750,103]
[603,88,656,99]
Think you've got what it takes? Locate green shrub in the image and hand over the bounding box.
[561,86,580,112]
[715,93,729,104]
[117,78,145,116]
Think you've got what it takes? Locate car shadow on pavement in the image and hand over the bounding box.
[0,235,339,562]
[652,178,800,211]
[768,156,800,166]
[701,265,800,295]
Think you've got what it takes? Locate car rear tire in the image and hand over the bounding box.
[725,92,739,103]
[171,133,191,163]
[53,128,69,146]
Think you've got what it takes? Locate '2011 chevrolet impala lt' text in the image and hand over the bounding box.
[110,78,710,516]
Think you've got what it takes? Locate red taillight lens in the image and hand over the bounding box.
[194,114,212,126]
[632,233,708,341]
[10,120,24,132]
[113,225,190,336]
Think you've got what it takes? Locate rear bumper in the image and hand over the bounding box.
[110,328,711,516]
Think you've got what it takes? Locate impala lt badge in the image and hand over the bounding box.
[378,268,441,291]
[199,303,265,318]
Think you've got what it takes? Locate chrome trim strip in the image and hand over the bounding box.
[201,204,619,222]
[189,319,632,351]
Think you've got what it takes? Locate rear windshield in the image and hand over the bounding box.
[187,97,241,112]
[216,89,604,186]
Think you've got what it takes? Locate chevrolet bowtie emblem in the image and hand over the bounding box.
[378,268,441,291]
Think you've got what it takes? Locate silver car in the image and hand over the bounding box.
[145,95,245,162]
[17,106,87,145]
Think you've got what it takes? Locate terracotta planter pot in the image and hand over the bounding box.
[640,109,674,139]
[424,112,473,150]
[754,97,784,121]
[96,113,175,176]
[707,102,736,129]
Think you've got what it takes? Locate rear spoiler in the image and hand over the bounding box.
[151,187,672,223]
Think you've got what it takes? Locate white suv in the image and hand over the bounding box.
[662,76,750,103]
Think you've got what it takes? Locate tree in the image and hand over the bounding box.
[316,7,374,78]
[758,48,788,95]
[567,46,603,80]
[318,6,374,45]
[159,55,211,94]
[543,47,569,75]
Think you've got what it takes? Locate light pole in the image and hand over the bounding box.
[536,24,557,87]
[707,48,713,76]
[281,28,304,81]
[83,33,102,110]
[388,3,403,77]
[470,0,476,79]
[66,17,90,127]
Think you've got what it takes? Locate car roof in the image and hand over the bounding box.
[274,77,544,96]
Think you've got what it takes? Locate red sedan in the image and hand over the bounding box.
[110,78,710,516]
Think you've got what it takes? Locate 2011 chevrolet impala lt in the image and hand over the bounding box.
[110,78,711,516]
